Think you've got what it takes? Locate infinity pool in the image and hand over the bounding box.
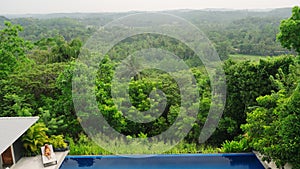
[59,153,265,169]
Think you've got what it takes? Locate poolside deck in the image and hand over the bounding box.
[10,150,69,169]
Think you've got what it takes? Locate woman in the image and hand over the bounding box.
[44,144,52,160]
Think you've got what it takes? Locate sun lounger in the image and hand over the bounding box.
[41,144,57,167]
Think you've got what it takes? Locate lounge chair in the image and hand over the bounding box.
[41,144,57,167]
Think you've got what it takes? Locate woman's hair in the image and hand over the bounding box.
[44,144,51,154]
[45,144,50,149]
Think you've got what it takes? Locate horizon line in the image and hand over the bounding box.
[0,6,294,16]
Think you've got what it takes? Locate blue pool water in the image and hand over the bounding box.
[59,153,265,169]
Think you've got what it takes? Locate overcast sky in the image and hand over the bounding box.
[0,0,299,14]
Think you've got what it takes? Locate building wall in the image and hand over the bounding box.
[12,137,24,163]
[0,155,3,169]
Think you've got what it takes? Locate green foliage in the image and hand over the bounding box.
[68,133,110,155]
[242,61,300,168]
[219,138,250,153]
[9,63,67,98]
[94,56,178,137]
[11,9,293,57]
[166,142,219,154]
[52,62,82,137]
[229,54,266,62]
[238,7,300,168]
[15,17,95,42]
[0,8,299,163]
[277,6,300,54]
[22,122,49,155]
[0,91,34,117]
[22,122,68,155]
[210,56,295,145]
[0,21,32,79]
[68,133,220,155]
[39,108,68,136]
[0,32,80,136]
[33,35,82,63]
[204,16,291,56]
[49,135,67,149]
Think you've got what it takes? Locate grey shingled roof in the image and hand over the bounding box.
[0,117,39,154]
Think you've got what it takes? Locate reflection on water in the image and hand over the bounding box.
[73,158,95,167]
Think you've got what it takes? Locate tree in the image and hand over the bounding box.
[0,22,32,79]
[277,6,300,54]
[34,35,82,63]
[0,22,33,117]
[211,56,294,145]
[215,41,231,60]
[241,59,300,168]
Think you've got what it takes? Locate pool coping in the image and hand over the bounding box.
[66,152,258,159]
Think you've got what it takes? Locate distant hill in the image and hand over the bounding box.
[4,7,292,21]
[167,8,292,24]
[3,8,292,29]
[1,7,294,57]
[5,12,128,20]
[0,16,10,26]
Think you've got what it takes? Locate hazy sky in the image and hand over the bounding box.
[0,0,299,14]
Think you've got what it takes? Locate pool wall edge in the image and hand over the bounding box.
[66,152,258,159]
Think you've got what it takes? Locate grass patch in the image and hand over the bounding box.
[229,54,266,62]
[67,133,220,155]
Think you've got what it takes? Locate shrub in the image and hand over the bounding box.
[68,133,110,155]
[49,135,67,150]
[22,122,49,155]
[219,138,250,153]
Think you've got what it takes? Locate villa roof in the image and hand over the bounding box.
[0,117,39,154]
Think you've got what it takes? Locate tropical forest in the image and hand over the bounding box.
[0,6,299,169]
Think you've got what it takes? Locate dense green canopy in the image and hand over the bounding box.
[0,7,299,168]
